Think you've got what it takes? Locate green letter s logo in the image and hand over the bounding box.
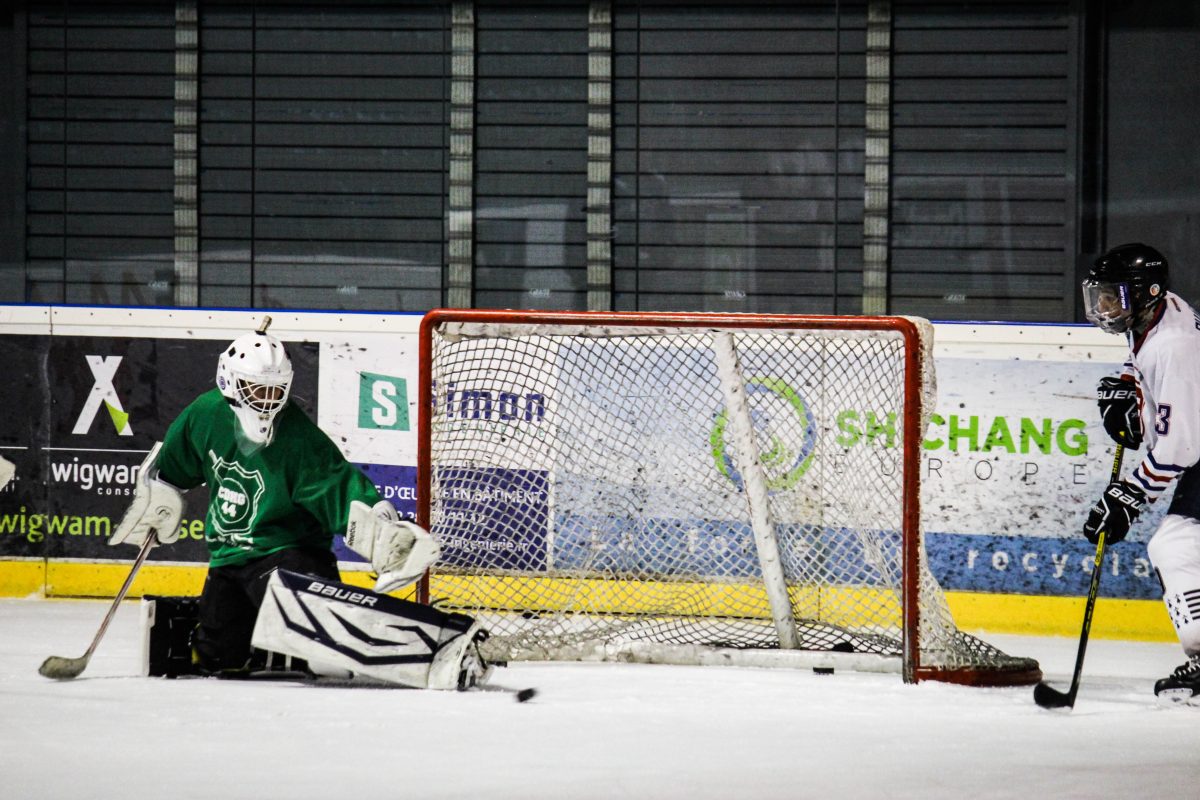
[358,372,410,431]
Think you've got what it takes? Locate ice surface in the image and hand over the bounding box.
[2,597,1198,800]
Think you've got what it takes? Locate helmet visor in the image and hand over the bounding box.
[235,377,290,415]
[1082,279,1133,334]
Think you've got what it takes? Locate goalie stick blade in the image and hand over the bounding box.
[38,536,158,683]
[1032,681,1075,709]
[38,655,90,681]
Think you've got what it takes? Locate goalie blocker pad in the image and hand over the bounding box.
[141,595,200,678]
[251,569,488,690]
[142,595,322,679]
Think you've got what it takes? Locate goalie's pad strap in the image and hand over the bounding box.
[251,569,479,689]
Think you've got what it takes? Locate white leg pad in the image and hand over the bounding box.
[1147,514,1200,656]
[250,569,483,689]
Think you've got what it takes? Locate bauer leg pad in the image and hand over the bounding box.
[250,569,490,690]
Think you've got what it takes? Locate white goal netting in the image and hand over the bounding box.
[420,312,1039,685]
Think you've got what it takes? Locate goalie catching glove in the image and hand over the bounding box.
[1097,376,1142,448]
[109,442,184,548]
[345,500,441,594]
[1083,479,1146,545]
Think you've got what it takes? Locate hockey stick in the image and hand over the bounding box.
[1033,444,1125,709]
[38,535,156,680]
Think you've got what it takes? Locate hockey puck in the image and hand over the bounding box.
[813,667,835,675]
[515,688,537,703]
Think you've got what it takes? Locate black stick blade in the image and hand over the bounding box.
[1033,681,1074,709]
[38,655,88,680]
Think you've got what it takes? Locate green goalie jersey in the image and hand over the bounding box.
[155,388,383,567]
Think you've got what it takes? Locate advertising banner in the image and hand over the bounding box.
[435,467,549,571]
[0,334,50,559]
[920,344,1159,599]
[0,332,318,565]
[317,335,420,467]
[0,308,1160,606]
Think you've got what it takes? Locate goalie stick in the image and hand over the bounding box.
[39,535,155,680]
[1033,444,1125,710]
[225,670,537,701]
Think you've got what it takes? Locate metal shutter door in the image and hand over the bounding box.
[614,1,866,314]
[473,0,588,310]
[199,1,448,310]
[26,1,175,305]
[890,0,1078,320]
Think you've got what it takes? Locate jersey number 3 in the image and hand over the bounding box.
[1156,403,1172,436]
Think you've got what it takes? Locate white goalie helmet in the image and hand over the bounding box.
[216,330,293,445]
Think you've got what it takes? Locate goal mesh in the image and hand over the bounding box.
[418,311,1040,685]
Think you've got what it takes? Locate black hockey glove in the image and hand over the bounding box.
[1083,480,1146,545]
[1097,376,1142,448]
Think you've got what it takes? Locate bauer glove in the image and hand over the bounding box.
[1097,376,1142,448]
[1083,479,1146,545]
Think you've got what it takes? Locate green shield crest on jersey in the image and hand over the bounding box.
[209,457,266,539]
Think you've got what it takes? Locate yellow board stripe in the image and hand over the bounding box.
[945,590,1175,642]
[0,560,1175,642]
[423,574,905,629]
[0,561,416,602]
[0,561,46,598]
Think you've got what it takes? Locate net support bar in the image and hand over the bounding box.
[712,333,800,650]
[515,641,901,673]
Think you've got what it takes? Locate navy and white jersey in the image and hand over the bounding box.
[1120,291,1200,505]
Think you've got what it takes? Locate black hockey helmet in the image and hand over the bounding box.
[1081,242,1169,334]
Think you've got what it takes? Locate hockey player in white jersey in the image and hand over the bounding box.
[1081,242,1200,702]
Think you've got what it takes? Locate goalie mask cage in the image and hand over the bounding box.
[417,309,1040,686]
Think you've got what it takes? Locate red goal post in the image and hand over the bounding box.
[417,309,1041,686]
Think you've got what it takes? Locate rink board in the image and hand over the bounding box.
[0,557,1175,641]
[0,304,1178,641]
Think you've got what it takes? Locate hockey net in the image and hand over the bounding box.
[417,310,1040,685]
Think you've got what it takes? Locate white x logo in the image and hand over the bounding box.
[71,355,133,436]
